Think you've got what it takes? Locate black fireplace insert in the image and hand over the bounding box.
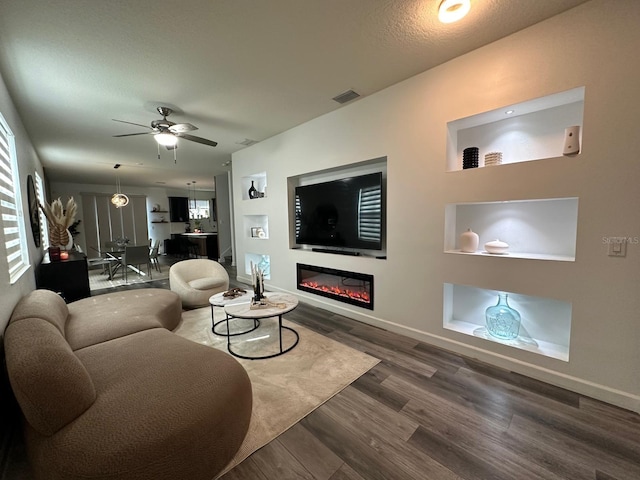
[296,263,373,310]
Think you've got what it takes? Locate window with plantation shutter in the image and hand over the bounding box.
[294,194,301,239]
[35,171,49,249]
[357,185,382,243]
[0,112,30,283]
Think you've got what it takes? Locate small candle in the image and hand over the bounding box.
[60,251,69,260]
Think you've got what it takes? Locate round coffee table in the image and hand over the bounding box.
[209,289,261,337]
[223,292,299,360]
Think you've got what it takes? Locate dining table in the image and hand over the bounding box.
[90,244,127,280]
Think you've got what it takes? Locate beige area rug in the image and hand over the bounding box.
[88,264,169,291]
[174,306,379,478]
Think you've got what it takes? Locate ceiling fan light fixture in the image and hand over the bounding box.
[155,132,178,147]
[438,0,470,24]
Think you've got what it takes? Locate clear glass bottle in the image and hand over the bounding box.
[485,293,521,340]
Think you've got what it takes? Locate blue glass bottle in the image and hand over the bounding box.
[258,255,270,277]
[485,293,521,340]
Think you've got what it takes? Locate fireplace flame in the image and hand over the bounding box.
[300,280,371,304]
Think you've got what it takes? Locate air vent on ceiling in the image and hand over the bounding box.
[332,89,360,104]
[236,138,259,146]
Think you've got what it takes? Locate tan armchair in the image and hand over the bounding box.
[169,259,229,308]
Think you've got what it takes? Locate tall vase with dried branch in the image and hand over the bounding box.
[40,197,77,250]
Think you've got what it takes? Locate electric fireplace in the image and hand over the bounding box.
[296,263,373,310]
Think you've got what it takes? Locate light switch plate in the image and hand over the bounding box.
[608,237,627,257]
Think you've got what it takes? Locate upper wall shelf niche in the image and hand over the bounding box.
[241,172,267,201]
[446,87,585,172]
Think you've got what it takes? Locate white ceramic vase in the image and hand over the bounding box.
[460,228,479,253]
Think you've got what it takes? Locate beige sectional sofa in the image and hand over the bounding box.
[4,288,252,480]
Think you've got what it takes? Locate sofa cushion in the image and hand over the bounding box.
[4,318,96,436]
[188,277,226,290]
[65,289,182,350]
[9,289,68,336]
[30,328,252,480]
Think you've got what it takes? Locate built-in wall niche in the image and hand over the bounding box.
[243,215,269,239]
[443,283,571,361]
[241,172,267,200]
[244,252,271,280]
[444,197,579,261]
[446,87,585,171]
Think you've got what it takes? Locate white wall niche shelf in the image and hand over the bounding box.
[244,252,271,280]
[444,197,578,261]
[241,172,267,201]
[443,283,571,362]
[243,215,269,240]
[446,86,585,172]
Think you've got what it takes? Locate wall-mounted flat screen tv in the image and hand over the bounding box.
[295,172,384,251]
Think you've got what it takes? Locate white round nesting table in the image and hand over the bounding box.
[223,292,299,360]
[208,289,260,337]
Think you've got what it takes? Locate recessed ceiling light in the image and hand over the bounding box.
[438,0,470,24]
[505,110,515,115]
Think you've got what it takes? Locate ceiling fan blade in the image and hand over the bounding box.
[177,133,218,147]
[113,132,153,137]
[169,123,198,133]
[112,119,152,129]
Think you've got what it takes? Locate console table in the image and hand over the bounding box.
[36,251,90,302]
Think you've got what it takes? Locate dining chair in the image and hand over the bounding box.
[149,239,161,272]
[95,240,122,279]
[121,245,152,282]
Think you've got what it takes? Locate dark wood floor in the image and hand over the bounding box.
[4,258,640,479]
[221,300,640,480]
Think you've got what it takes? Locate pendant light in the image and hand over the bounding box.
[191,181,197,212]
[186,182,192,220]
[111,164,129,208]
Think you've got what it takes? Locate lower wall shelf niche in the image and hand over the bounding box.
[443,283,571,361]
[245,253,271,280]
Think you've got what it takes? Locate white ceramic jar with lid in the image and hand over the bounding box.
[484,239,509,254]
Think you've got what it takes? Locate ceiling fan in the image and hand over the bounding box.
[112,106,218,150]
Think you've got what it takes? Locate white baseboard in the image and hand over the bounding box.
[242,276,640,414]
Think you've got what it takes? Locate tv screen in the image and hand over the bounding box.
[295,172,384,251]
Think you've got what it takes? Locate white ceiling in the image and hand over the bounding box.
[0,0,590,192]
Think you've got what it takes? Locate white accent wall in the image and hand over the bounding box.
[232,0,640,412]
